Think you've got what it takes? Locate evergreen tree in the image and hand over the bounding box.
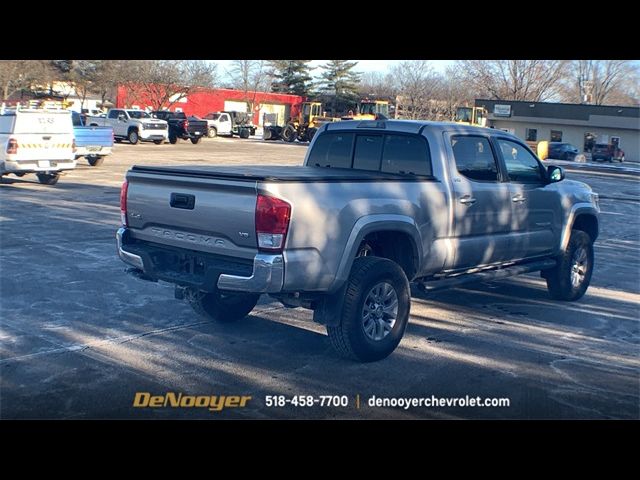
[268,60,313,97]
[319,60,361,115]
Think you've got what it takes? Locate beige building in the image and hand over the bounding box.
[475,99,640,162]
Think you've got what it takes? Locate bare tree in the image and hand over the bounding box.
[124,60,217,110]
[560,60,640,105]
[432,64,477,121]
[458,60,567,102]
[0,60,55,100]
[358,71,397,100]
[228,60,268,115]
[391,61,440,119]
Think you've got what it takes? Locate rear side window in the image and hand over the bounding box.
[381,134,431,176]
[353,134,383,171]
[451,135,499,182]
[307,132,354,168]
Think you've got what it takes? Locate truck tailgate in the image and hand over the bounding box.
[74,126,113,147]
[125,169,258,260]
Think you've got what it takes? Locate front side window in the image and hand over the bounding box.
[498,139,545,184]
[451,135,499,182]
[108,110,120,119]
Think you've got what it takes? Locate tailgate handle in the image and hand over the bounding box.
[42,136,52,140]
[170,193,195,210]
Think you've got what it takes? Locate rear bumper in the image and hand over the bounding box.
[1,158,76,173]
[76,146,113,157]
[116,227,283,293]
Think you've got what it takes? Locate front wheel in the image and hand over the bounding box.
[128,130,139,145]
[282,125,297,143]
[190,136,201,144]
[327,257,410,362]
[207,127,217,138]
[36,173,60,185]
[544,229,594,301]
[188,290,260,322]
[153,139,164,145]
[87,155,104,167]
[169,135,177,144]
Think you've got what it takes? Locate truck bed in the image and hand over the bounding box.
[130,165,434,182]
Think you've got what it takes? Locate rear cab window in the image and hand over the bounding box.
[307,130,432,176]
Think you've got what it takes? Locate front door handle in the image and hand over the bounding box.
[460,196,476,205]
[512,195,526,203]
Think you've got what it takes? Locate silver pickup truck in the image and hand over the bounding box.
[117,120,599,362]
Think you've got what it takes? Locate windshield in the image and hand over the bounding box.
[455,107,473,122]
[126,110,151,119]
[359,103,376,115]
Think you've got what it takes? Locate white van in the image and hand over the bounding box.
[0,109,77,185]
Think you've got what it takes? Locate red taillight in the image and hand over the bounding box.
[72,138,77,153]
[120,180,129,226]
[183,119,189,130]
[255,194,291,252]
[6,138,18,154]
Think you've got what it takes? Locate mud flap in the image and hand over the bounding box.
[312,283,348,327]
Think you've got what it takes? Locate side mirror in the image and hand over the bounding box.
[547,165,565,183]
[117,114,126,121]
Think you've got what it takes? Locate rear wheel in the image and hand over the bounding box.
[87,155,104,167]
[188,290,260,322]
[207,127,217,138]
[128,129,139,145]
[327,257,410,362]
[190,136,201,144]
[153,139,164,145]
[36,173,60,185]
[544,229,594,301]
[239,128,250,139]
[263,128,272,141]
[169,135,178,144]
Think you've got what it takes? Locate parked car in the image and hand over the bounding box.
[548,142,579,161]
[203,111,256,139]
[86,109,168,145]
[151,111,208,144]
[1,108,76,185]
[71,111,114,166]
[116,120,600,362]
[592,143,625,162]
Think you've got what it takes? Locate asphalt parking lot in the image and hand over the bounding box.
[1,136,639,419]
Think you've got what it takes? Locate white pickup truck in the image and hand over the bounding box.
[1,108,76,185]
[87,109,168,145]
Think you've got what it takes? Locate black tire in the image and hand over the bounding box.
[169,135,178,144]
[190,136,201,144]
[128,129,139,145]
[326,257,410,362]
[263,128,272,141]
[207,127,217,138]
[306,127,317,142]
[239,128,250,139]
[189,290,260,323]
[114,138,122,143]
[544,229,594,301]
[36,173,60,185]
[282,125,297,143]
[87,156,104,167]
[153,139,164,145]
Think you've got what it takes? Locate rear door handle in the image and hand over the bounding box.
[459,196,476,205]
[512,195,526,203]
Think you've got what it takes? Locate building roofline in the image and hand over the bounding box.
[476,98,639,111]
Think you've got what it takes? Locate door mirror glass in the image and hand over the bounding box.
[547,165,565,183]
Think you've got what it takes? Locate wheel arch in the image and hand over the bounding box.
[330,215,423,293]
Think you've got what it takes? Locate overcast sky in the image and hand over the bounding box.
[212,60,454,78]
